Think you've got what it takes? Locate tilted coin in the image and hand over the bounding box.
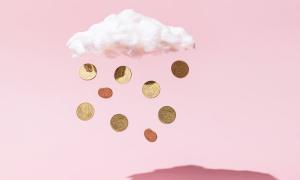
[171,60,189,78]
[98,87,113,99]
[158,106,176,124]
[76,102,95,121]
[144,128,157,142]
[110,114,128,132]
[142,81,160,98]
[79,63,97,80]
[114,66,132,84]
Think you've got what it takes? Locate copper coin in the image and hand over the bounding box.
[98,87,113,99]
[114,66,132,84]
[144,128,157,142]
[171,60,189,78]
[110,114,128,132]
[76,102,95,121]
[142,81,160,98]
[158,106,176,124]
[79,63,97,80]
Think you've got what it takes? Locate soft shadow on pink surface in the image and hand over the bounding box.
[129,165,277,180]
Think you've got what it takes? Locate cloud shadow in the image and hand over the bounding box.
[129,165,277,180]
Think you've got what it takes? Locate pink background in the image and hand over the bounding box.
[0,0,300,179]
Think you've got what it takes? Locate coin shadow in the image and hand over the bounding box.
[129,165,277,180]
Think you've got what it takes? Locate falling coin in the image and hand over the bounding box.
[144,128,157,142]
[171,60,189,78]
[110,114,128,132]
[79,63,97,80]
[98,87,113,99]
[142,81,160,98]
[114,66,132,84]
[76,102,95,121]
[158,106,176,124]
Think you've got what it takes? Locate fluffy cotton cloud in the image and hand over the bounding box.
[67,9,195,57]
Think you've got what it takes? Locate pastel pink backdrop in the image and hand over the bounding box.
[0,0,299,179]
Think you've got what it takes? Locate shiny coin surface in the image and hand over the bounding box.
[79,63,97,80]
[158,106,176,124]
[142,81,160,98]
[171,60,189,78]
[98,87,113,99]
[110,114,128,132]
[76,102,95,121]
[114,66,132,84]
[144,128,157,142]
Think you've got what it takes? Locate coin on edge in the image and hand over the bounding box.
[171,60,189,78]
[114,66,132,84]
[98,87,113,99]
[158,106,176,124]
[144,128,157,142]
[79,63,97,80]
[76,102,95,121]
[110,114,128,132]
[142,81,160,98]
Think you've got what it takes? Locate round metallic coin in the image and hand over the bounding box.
[142,81,160,98]
[158,106,176,124]
[110,114,128,132]
[98,87,113,99]
[114,66,132,84]
[144,128,157,142]
[76,102,95,121]
[79,63,97,80]
[171,60,189,78]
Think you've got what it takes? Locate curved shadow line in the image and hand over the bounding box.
[129,165,277,180]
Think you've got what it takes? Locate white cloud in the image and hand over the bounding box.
[67,9,195,57]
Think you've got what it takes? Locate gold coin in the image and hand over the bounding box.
[79,63,97,80]
[158,106,176,124]
[114,66,132,84]
[142,81,160,98]
[171,60,189,78]
[110,114,128,132]
[76,102,95,121]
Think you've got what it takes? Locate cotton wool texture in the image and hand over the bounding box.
[67,9,195,57]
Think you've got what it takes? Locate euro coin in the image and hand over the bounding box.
[79,63,97,80]
[144,128,157,142]
[142,81,160,98]
[76,102,95,121]
[98,87,113,99]
[114,66,132,84]
[110,114,128,132]
[171,60,189,78]
[158,106,176,124]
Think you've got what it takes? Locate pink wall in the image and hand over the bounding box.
[0,0,300,179]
